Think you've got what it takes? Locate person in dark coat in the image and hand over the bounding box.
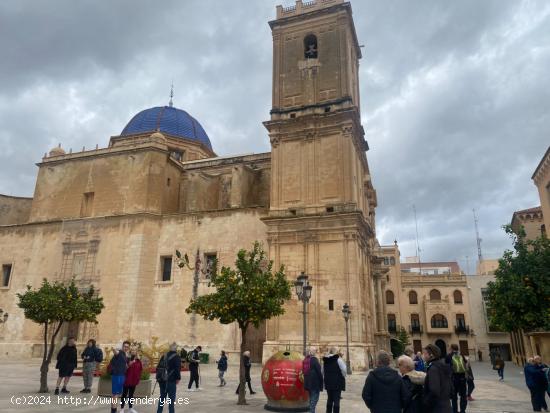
[157,343,182,413]
[525,356,548,412]
[54,337,77,395]
[446,343,469,413]
[422,344,452,413]
[323,347,346,413]
[80,338,103,393]
[362,350,409,413]
[303,347,323,413]
[236,350,256,395]
[187,345,201,391]
[398,355,426,413]
[109,341,129,413]
[466,357,475,401]
[216,350,228,387]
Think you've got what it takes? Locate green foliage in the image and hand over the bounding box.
[17,278,104,325]
[486,226,550,332]
[140,369,151,380]
[184,241,292,330]
[392,327,410,357]
[17,278,104,392]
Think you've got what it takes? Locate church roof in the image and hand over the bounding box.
[121,106,212,150]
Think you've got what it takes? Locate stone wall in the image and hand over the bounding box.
[0,195,32,225]
[0,208,268,359]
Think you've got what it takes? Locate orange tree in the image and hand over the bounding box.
[17,279,104,392]
[179,241,291,405]
[486,226,550,332]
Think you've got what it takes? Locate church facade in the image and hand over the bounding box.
[0,0,389,369]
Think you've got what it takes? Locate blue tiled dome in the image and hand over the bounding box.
[121,106,212,150]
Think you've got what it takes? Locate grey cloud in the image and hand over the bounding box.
[0,0,548,267]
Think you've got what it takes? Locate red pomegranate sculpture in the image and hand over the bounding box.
[262,350,309,412]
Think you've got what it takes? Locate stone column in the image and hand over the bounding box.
[374,273,385,332]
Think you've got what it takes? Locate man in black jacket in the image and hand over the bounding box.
[323,347,346,413]
[362,350,409,413]
[303,347,323,413]
[187,345,201,391]
[157,343,182,413]
[445,344,468,413]
[54,337,77,395]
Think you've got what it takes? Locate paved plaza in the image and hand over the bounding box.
[0,359,536,413]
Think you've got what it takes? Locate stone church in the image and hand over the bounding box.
[0,0,390,369]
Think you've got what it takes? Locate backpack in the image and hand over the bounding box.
[156,353,176,382]
[451,354,466,374]
[302,356,311,376]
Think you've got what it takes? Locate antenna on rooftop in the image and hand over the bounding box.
[413,204,422,274]
[473,208,483,263]
[169,82,174,107]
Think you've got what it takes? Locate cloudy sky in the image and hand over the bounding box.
[1,0,548,271]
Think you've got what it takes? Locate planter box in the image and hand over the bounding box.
[97,377,152,397]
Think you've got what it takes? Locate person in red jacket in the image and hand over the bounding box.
[121,349,143,413]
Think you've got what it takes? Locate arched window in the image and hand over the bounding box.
[453,290,463,304]
[304,34,318,59]
[388,314,397,332]
[386,290,394,304]
[431,314,448,328]
[430,289,441,301]
[409,290,418,304]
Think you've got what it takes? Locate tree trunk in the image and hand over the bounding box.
[237,325,248,405]
[39,321,63,393]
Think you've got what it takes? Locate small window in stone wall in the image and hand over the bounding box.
[204,253,217,279]
[80,192,94,217]
[304,34,318,59]
[2,264,12,287]
[161,256,172,282]
[328,299,334,311]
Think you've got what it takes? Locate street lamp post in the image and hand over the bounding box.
[294,272,312,356]
[342,303,352,375]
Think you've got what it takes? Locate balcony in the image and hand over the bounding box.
[409,324,423,335]
[455,324,471,335]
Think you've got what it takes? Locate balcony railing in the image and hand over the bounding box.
[455,324,470,335]
[409,324,423,335]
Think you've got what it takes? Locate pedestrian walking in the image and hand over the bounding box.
[466,357,475,401]
[528,356,549,412]
[156,343,182,413]
[54,337,77,395]
[303,347,323,413]
[80,339,103,393]
[362,350,409,413]
[446,343,468,413]
[236,350,256,395]
[323,347,346,413]
[398,355,426,413]
[477,349,482,362]
[109,341,129,413]
[422,344,452,413]
[121,349,142,413]
[216,350,228,387]
[187,346,201,391]
[494,355,505,381]
[404,346,414,358]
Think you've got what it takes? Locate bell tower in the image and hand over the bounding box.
[265,0,370,215]
[263,1,385,367]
